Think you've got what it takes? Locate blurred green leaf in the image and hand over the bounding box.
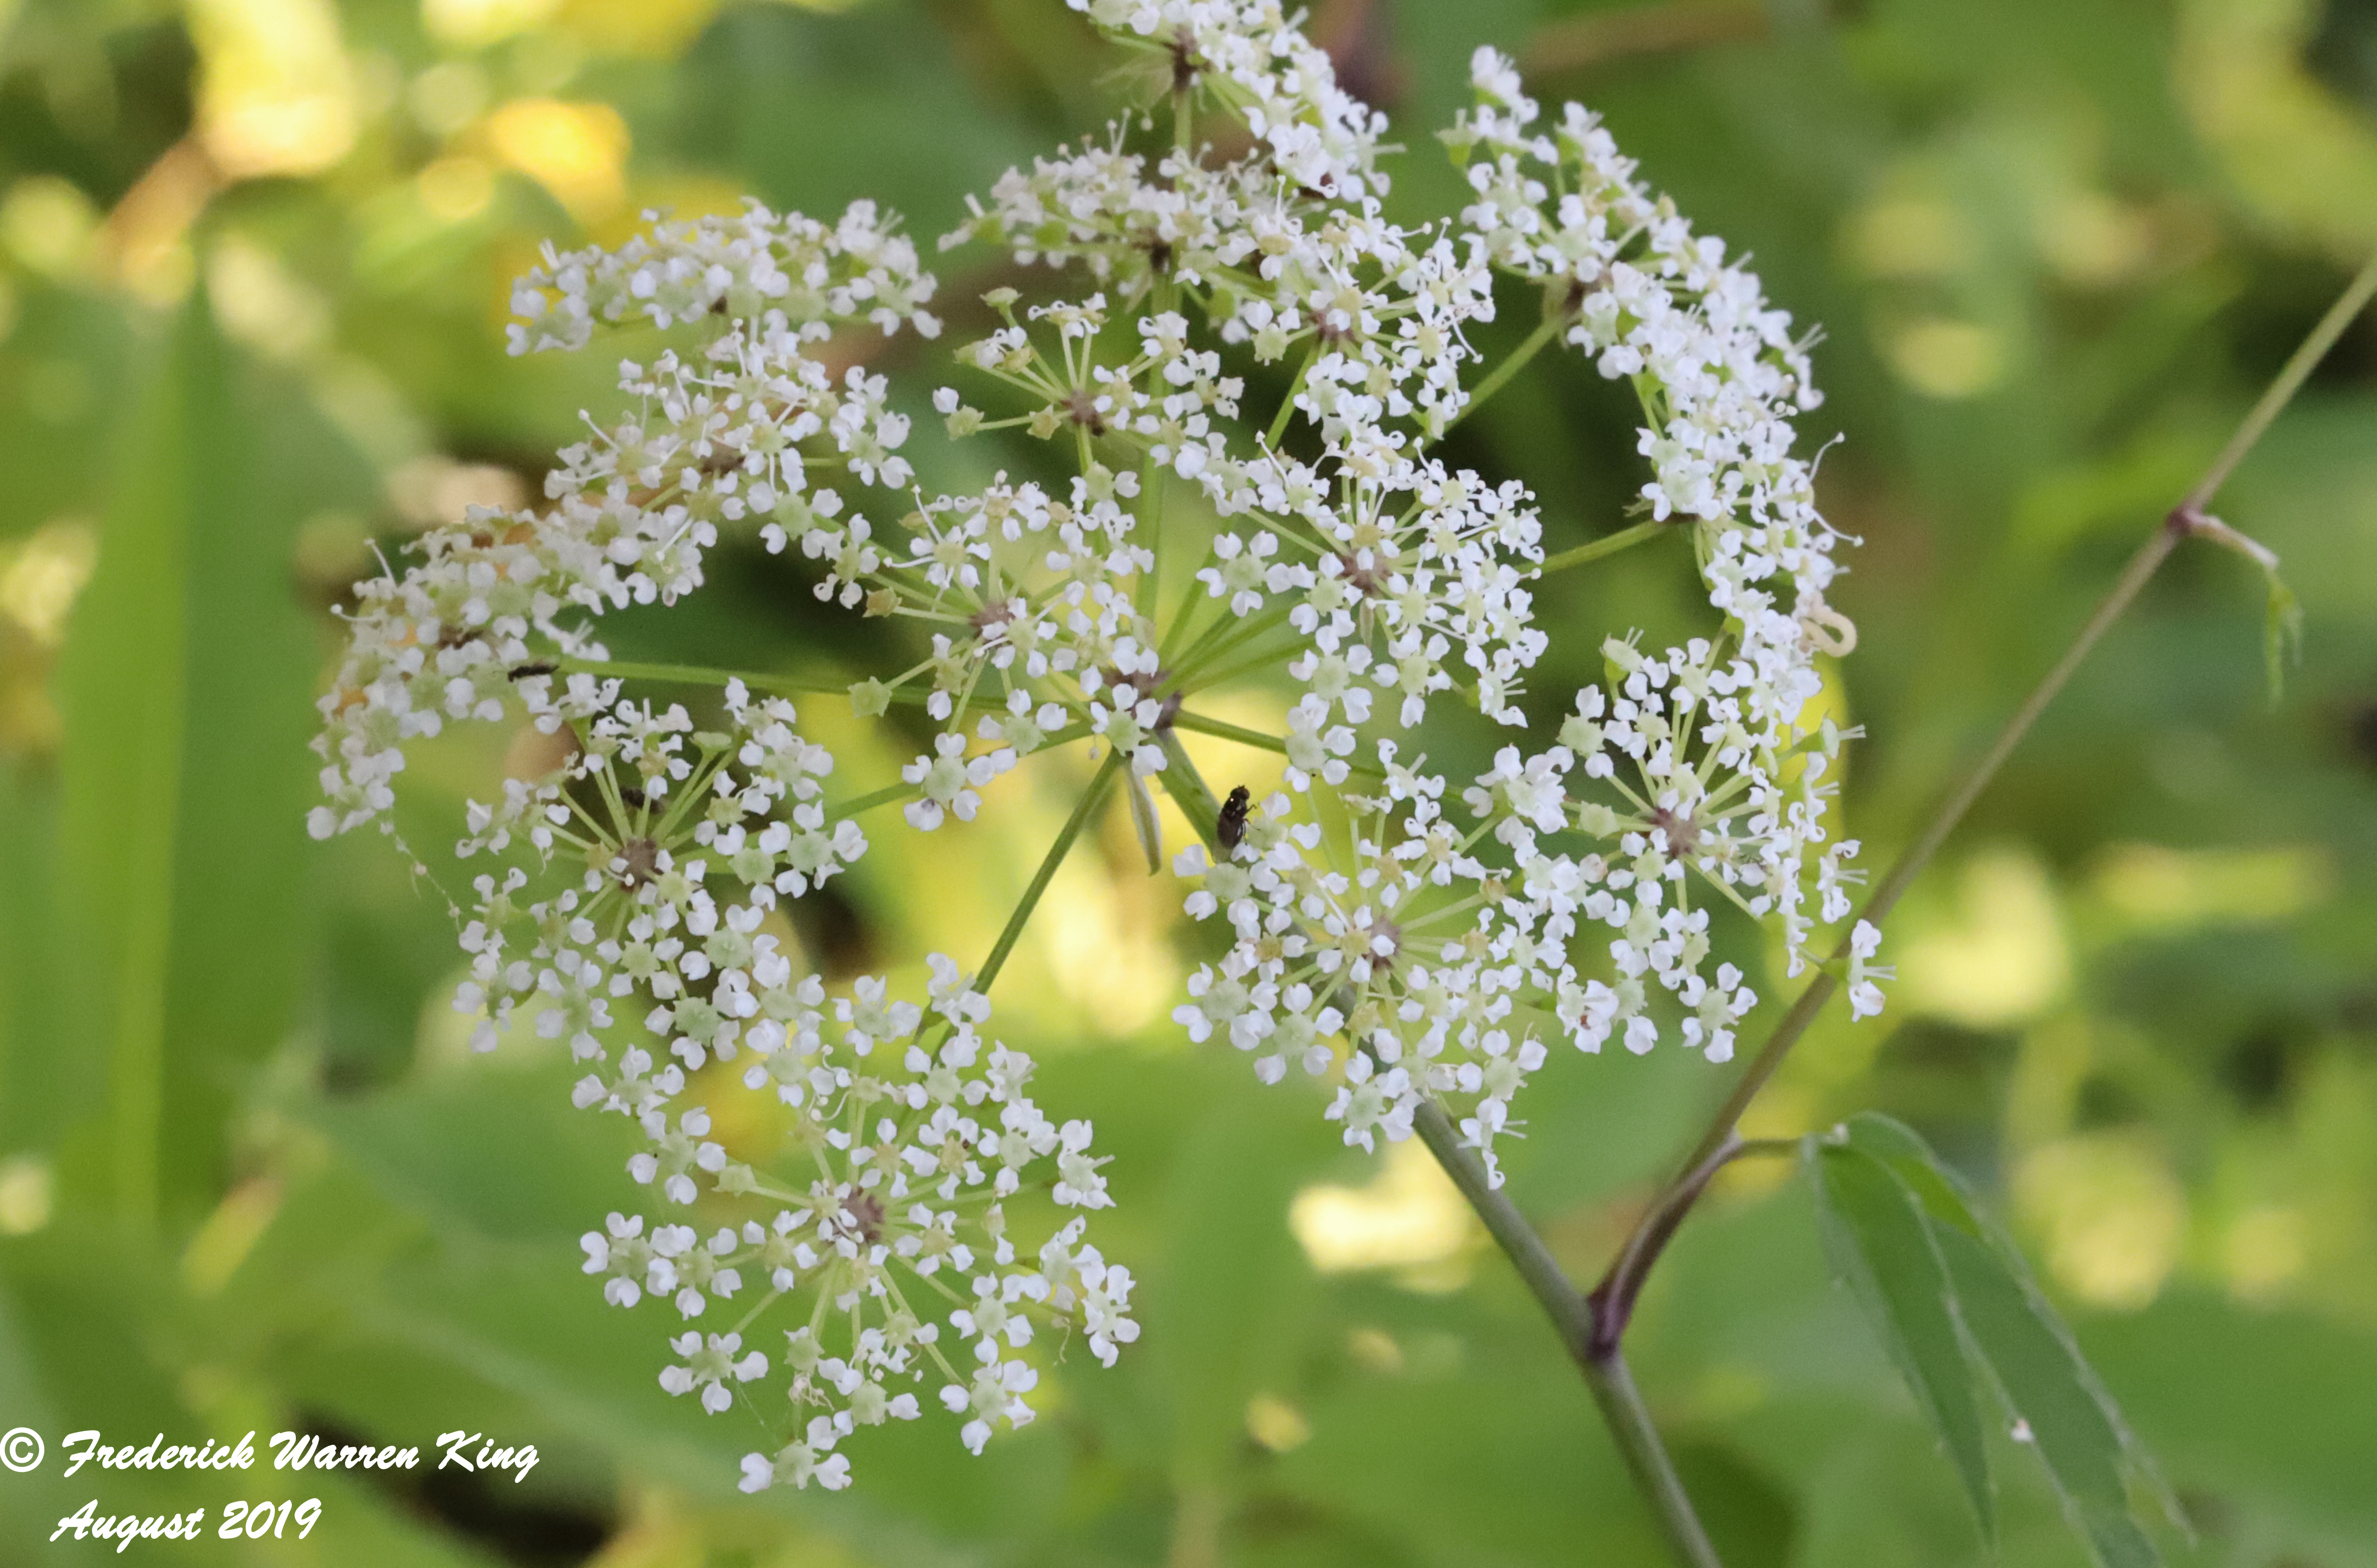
[54,299,205,1228]
[0,762,61,1155]
[2083,1294,2377,1550]
[306,1063,645,1247]
[1275,1367,1664,1568]
[1146,1081,1325,1491]
[50,289,315,1233]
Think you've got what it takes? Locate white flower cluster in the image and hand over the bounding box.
[442,677,1133,1487]
[312,193,1136,1486]
[806,0,1551,820]
[1447,48,1853,689]
[310,0,1890,1494]
[1125,40,1888,1177]
[309,199,937,843]
[1171,633,1865,1184]
[1063,0,1391,200]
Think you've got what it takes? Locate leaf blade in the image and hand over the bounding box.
[1841,1115,2185,1548]
[1809,1142,1996,1544]
[1932,1220,2161,1568]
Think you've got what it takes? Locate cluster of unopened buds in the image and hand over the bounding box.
[310,0,1883,1490]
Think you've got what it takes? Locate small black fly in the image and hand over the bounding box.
[1216,785,1252,853]
[506,660,560,681]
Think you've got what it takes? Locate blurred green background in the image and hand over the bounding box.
[2,0,2376,1563]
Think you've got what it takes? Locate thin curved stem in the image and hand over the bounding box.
[2183,248,2377,513]
[1410,1100,1594,1362]
[1440,311,1567,440]
[1596,245,2377,1338]
[1159,730,1725,1564]
[1538,518,1673,576]
[976,748,1123,993]
[1586,1350,1727,1568]
[557,656,840,695]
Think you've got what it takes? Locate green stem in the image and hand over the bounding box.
[1155,730,1222,843]
[1168,710,1384,779]
[1412,1097,1720,1567]
[2183,247,2377,513]
[1169,709,1285,754]
[1410,1099,1594,1361]
[1585,1350,1727,1568]
[1175,635,1302,696]
[1440,311,1568,440]
[1538,518,1671,576]
[1599,523,2180,1337]
[557,656,837,696]
[1596,246,2377,1344]
[828,723,1093,824]
[975,750,1124,992]
[1169,602,1294,687]
[1160,730,1725,1566]
[825,781,922,819]
[1267,346,1319,448]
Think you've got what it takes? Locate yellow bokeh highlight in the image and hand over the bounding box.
[0,518,98,648]
[1038,843,1179,1036]
[0,1154,52,1236]
[423,0,563,49]
[0,174,98,278]
[2222,1203,2306,1303]
[1289,1139,1476,1284]
[102,142,217,306]
[2037,191,2156,288]
[2090,841,2335,933]
[206,232,330,362]
[2005,1013,2096,1152]
[1877,314,2010,400]
[558,0,724,58]
[1901,846,2069,1030]
[186,0,357,179]
[485,97,629,222]
[410,60,491,135]
[418,155,498,224]
[1345,1325,1403,1374]
[2177,0,2377,259]
[2014,1132,2186,1310]
[1244,1393,1312,1453]
[1843,194,1974,281]
[180,1177,285,1296]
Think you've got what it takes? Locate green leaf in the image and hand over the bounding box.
[53,293,319,1233]
[1818,1116,2183,1567]
[54,305,202,1227]
[1931,1221,2161,1568]
[1837,1114,1988,1242]
[1808,1142,1995,1545]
